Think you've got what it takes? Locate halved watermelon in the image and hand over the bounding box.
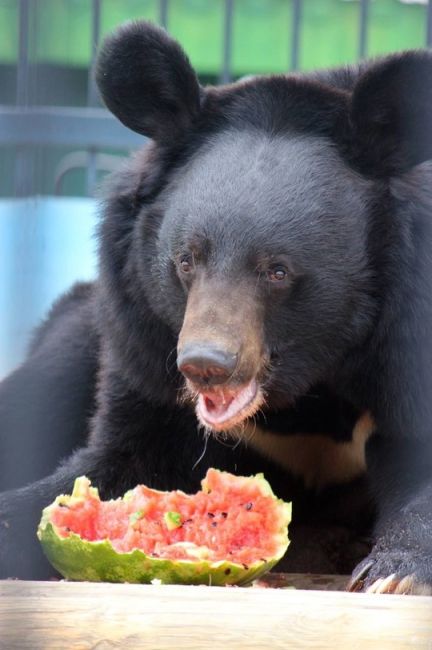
[37,469,291,585]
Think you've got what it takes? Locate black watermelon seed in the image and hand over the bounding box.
[245,502,253,511]
[220,512,228,518]
[242,563,249,570]
[207,512,215,518]
[211,521,218,527]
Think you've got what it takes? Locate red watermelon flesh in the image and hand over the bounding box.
[48,469,288,566]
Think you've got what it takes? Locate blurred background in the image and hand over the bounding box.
[1,0,431,377]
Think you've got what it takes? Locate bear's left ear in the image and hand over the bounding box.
[96,21,202,142]
[350,51,432,176]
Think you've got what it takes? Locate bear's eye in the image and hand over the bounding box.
[179,254,194,274]
[267,264,288,282]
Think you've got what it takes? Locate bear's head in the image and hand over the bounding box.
[96,22,432,431]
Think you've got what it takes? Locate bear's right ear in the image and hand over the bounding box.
[96,21,202,142]
[350,51,432,176]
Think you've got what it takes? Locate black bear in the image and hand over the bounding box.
[1,21,432,593]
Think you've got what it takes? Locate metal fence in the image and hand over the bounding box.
[3,0,432,197]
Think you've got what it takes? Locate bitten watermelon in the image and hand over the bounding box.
[37,469,291,585]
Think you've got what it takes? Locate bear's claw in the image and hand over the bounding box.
[347,558,374,592]
[347,558,432,595]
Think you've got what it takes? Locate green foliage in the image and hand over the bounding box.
[0,0,428,74]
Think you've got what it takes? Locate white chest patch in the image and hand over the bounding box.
[237,412,375,490]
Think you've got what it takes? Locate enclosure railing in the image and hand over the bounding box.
[3,0,432,197]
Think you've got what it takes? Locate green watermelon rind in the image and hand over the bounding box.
[37,473,291,586]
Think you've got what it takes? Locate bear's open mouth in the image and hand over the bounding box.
[194,379,263,431]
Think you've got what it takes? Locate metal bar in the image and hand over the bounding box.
[0,107,146,149]
[15,0,32,197]
[86,0,102,196]
[426,0,432,47]
[291,0,302,71]
[86,148,98,196]
[16,0,30,106]
[220,0,233,84]
[159,0,169,30]
[54,151,123,195]
[358,0,369,60]
[14,148,34,196]
[87,0,101,107]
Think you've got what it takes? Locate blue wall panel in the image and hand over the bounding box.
[0,198,98,377]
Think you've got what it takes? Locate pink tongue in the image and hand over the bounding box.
[197,381,257,426]
[203,392,235,418]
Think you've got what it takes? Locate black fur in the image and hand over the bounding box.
[96,21,201,141]
[0,283,98,493]
[1,22,432,590]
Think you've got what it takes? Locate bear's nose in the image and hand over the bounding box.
[177,344,238,386]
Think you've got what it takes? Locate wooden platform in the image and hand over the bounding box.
[1,576,432,649]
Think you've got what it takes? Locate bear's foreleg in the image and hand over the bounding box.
[348,435,432,594]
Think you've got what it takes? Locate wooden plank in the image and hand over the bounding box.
[1,580,432,649]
